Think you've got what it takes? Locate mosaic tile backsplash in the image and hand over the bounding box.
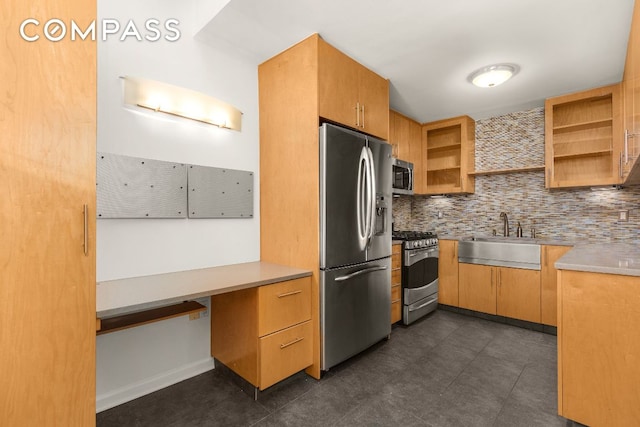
[393,107,640,243]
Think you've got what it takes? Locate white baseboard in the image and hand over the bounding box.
[96,358,216,413]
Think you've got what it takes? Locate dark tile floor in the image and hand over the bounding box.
[97,310,576,427]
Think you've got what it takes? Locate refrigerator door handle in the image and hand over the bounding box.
[334,265,388,282]
[366,146,376,244]
[356,147,368,250]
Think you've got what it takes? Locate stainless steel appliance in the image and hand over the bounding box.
[392,158,414,195]
[393,231,439,325]
[320,123,392,371]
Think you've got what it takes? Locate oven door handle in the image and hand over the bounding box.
[335,265,387,282]
[408,297,438,312]
[405,249,439,266]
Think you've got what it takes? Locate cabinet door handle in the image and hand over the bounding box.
[625,129,630,163]
[280,337,304,349]
[355,102,360,127]
[361,104,365,128]
[83,204,89,256]
[277,290,302,298]
[490,268,493,290]
[620,151,624,179]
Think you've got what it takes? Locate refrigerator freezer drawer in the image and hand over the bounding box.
[321,258,391,370]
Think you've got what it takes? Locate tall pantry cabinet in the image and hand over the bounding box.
[259,34,389,378]
[0,0,96,425]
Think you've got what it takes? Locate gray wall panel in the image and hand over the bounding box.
[187,166,253,218]
[97,153,188,218]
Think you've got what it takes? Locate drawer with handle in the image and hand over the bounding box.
[258,277,311,336]
[259,320,312,390]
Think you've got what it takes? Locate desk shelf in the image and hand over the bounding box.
[97,301,206,335]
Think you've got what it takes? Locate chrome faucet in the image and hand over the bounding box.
[499,212,509,237]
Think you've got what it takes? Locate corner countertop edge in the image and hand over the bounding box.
[555,243,640,277]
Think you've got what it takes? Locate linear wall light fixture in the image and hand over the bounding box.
[122,76,242,131]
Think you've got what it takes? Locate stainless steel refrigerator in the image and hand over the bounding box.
[319,123,392,371]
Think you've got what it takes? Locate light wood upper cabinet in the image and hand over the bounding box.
[389,110,424,193]
[540,245,572,326]
[545,84,623,188]
[422,116,475,194]
[622,0,640,184]
[438,240,459,307]
[318,39,389,140]
[1,0,96,424]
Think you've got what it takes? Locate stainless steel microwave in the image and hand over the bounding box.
[392,158,414,195]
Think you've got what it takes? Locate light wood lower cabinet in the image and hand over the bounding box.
[459,263,496,314]
[541,245,572,326]
[496,267,541,323]
[558,270,640,426]
[211,277,312,390]
[438,240,459,306]
[459,263,541,323]
[391,244,402,324]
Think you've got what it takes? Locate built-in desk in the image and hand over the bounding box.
[97,261,311,318]
[96,261,314,391]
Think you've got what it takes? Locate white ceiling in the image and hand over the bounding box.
[196,0,636,123]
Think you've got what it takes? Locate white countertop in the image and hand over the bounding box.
[556,243,640,277]
[97,261,312,317]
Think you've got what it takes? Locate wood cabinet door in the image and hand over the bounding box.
[259,320,313,390]
[559,270,640,426]
[541,245,572,326]
[496,267,541,323]
[409,118,424,194]
[258,277,312,336]
[1,0,96,424]
[438,240,459,306]
[358,66,389,140]
[458,263,496,315]
[318,39,360,130]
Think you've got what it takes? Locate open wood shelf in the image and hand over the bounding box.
[427,165,461,172]
[427,142,461,152]
[97,301,206,335]
[469,165,545,176]
[552,118,612,133]
[553,149,612,160]
[424,184,461,194]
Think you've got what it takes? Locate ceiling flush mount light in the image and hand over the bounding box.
[122,76,242,131]
[468,64,519,88]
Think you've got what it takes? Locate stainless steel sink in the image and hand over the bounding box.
[458,237,541,270]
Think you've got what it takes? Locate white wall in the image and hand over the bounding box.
[96,0,259,411]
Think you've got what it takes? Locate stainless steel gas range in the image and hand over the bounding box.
[392,231,439,325]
